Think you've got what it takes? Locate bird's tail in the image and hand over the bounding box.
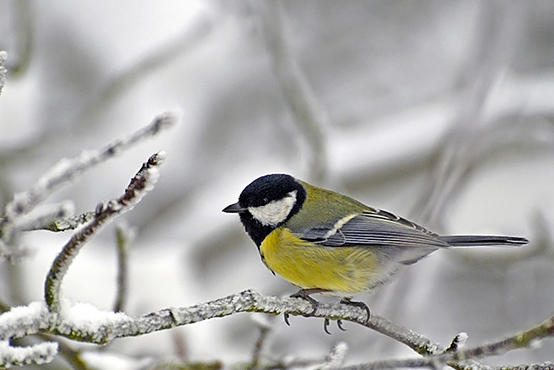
[438,235,528,247]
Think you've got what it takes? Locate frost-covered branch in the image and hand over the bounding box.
[341,314,554,370]
[12,202,75,232]
[0,290,429,367]
[44,152,166,313]
[0,51,7,96]
[0,112,175,247]
[0,290,410,360]
[0,340,58,368]
[2,289,553,368]
[44,211,95,232]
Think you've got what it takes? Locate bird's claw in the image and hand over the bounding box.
[324,318,331,335]
[283,313,291,326]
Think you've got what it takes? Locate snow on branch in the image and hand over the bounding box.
[0,341,58,368]
[0,302,59,368]
[44,152,166,313]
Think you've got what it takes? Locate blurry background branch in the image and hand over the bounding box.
[415,0,529,229]
[248,315,273,370]
[73,8,214,132]
[252,0,328,183]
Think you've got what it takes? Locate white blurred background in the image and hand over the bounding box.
[1,1,554,369]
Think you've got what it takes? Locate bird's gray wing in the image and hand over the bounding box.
[297,209,448,264]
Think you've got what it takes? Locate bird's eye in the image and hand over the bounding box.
[262,197,269,204]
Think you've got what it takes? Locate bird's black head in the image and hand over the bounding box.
[222,174,306,246]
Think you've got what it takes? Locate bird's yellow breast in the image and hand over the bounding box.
[259,227,379,294]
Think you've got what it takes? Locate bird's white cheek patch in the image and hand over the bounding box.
[249,191,297,226]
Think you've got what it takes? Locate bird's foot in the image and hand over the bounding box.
[339,297,370,323]
[284,288,330,330]
[285,289,358,334]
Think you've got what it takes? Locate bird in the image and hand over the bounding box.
[223,173,528,332]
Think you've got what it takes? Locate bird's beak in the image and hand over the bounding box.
[222,202,247,213]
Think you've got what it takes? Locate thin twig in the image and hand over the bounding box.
[113,223,133,312]
[44,211,95,232]
[13,202,75,232]
[44,152,166,313]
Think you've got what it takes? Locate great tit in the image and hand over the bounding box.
[223,173,528,329]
